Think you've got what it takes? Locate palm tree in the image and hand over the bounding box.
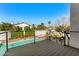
[41,22,44,25]
[48,21,51,24]
[48,21,52,30]
[41,22,47,30]
[47,21,52,40]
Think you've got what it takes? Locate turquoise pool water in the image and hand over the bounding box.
[0,38,45,56]
[0,44,6,56]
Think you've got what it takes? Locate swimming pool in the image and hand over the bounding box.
[0,38,45,56]
[0,44,6,56]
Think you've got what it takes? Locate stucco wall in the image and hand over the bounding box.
[70,3,79,49]
[71,3,79,31]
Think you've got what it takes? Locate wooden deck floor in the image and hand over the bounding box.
[5,40,79,56]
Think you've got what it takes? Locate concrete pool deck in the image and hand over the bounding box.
[5,39,79,56]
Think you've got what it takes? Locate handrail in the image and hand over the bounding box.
[70,31,79,33]
[65,33,70,46]
[0,31,7,34]
[0,31,10,34]
[0,31,9,52]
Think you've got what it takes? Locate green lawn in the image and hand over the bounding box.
[11,31,34,40]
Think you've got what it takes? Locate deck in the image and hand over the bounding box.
[5,39,79,56]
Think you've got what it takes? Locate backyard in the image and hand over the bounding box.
[0,3,72,56]
[0,22,70,41]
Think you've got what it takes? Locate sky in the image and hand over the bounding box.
[0,3,70,25]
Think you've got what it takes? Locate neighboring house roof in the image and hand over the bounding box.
[15,22,30,26]
[14,22,30,28]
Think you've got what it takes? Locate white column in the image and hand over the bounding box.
[22,27,25,36]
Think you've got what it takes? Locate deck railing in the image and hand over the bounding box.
[0,31,10,55]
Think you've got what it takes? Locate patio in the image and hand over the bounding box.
[4,39,79,56]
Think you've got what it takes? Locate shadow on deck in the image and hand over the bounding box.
[4,40,79,56]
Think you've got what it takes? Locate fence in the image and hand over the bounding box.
[0,30,71,55]
[0,31,10,56]
[34,30,47,43]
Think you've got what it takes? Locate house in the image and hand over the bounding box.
[14,22,30,35]
[15,22,30,28]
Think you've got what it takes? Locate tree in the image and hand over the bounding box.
[63,25,70,32]
[13,26,22,32]
[55,25,64,32]
[55,25,70,43]
[0,24,1,31]
[0,22,14,31]
[31,24,36,30]
[24,26,31,31]
[55,25,70,33]
[48,21,51,24]
[37,22,47,30]
[48,21,53,30]
[47,21,52,40]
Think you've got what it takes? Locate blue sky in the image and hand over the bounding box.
[0,3,70,25]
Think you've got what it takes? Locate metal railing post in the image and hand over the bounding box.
[34,30,35,44]
[6,32,8,52]
[66,33,70,46]
[64,32,66,46]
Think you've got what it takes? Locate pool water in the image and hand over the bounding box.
[0,44,6,56]
[0,38,45,56]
